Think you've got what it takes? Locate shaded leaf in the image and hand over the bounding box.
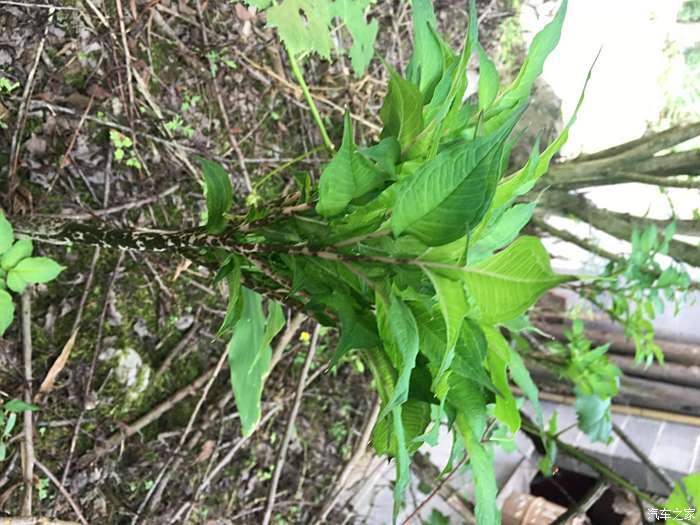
[317,112,385,216]
[379,67,424,151]
[200,158,233,234]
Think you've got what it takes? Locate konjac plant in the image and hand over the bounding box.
[2,0,697,523]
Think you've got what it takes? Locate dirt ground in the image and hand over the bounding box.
[0,1,512,523]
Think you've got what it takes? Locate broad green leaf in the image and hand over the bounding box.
[379,67,424,151]
[2,399,38,412]
[406,0,443,98]
[464,236,572,324]
[0,213,12,255]
[665,474,700,524]
[266,0,332,58]
[330,0,378,76]
[1,240,33,271]
[317,112,385,216]
[228,288,284,436]
[422,267,467,398]
[490,0,567,117]
[508,344,543,428]
[575,391,612,443]
[392,106,523,246]
[7,257,64,294]
[199,158,233,234]
[483,326,520,433]
[468,202,537,264]
[477,44,499,111]
[376,293,420,421]
[0,290,14,338]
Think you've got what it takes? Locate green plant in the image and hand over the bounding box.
[579,223,691,365]
[195,1,577,522]
[109,130,142,169]
[0,399,38,461]
[0,212,65,337]
[0,76,19,95]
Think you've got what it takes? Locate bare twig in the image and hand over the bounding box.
[155,323,199,377]
[261,324,320,525]
[20,291,34,517]
[270,312,306,370]
[34,460,88,525]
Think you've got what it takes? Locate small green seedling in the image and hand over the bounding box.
[0,399,39,461]
[109,130,142,169]
[0,212,65,338]
[0,77,19,95]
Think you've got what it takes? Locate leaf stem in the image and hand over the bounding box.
[253,145,325,190]
[287,50,335,153]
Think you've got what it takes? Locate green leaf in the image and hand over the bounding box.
[508,344,543,428]
[376,293,420,421]
[199,158,233,234]
[406,0,444,98]
[392,106,524,246]
[490,51,595,213]
[450,379,499,525]
[1,239,33,271]
[317,112,385,217]
[422,267,467,398]
[477,44,499,111]
[267,0,332,58]
[0,213,12,255]
[217,258,242,338]
[330,0,378,76]
[379,67,424,151]
[468,202,537,264]
[244,0,272,8]
[483,326,520,433]
[665,474,700,524]
[228,288,284,436]
[490,0,567,117]
[453,320,496,393]
[361,137,400,177]
[464,236,573,324]
[575,391,612,443]
[2,399,39,412]
[0,289,14,338]
[539,411,558,475]
[7,257,64,294]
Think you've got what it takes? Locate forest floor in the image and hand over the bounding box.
[0,1,515,523]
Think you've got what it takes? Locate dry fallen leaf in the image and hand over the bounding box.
[36,330,78,403]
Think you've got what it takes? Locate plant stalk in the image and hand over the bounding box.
[287,50,335,153]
